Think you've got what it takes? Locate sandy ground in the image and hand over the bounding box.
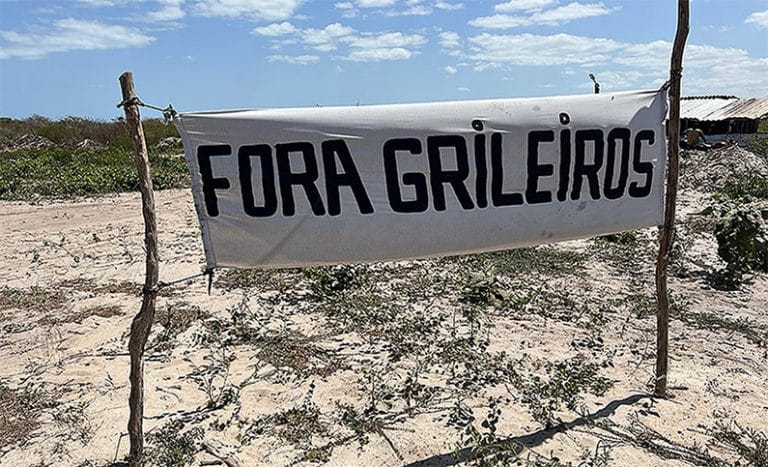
[1,176,767,466]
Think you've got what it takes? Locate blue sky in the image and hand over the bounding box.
[0,0,766,119]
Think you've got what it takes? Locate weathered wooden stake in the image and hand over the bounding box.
[655,0,689,398]
[119,71,159,466]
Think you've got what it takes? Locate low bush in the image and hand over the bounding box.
[718,173,768,201]
[702,171,768,283]
[0,146,188,200]
[0,116,179,149]
[713,202,768,274]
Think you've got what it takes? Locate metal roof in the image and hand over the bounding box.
[681,95,768,121]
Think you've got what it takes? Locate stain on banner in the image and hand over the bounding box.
[175,89,667,269]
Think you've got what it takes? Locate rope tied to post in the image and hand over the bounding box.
[659,68,683,92]
[140,268,216,296]
[117,95,178,125]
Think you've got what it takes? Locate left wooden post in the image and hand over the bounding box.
[118,71,159,466]
[655,0,689,397]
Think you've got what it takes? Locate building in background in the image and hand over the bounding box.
[680,95,768,140]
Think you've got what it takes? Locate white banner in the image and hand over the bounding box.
[176,89,667,269]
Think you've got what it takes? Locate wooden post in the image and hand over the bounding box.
[655,0,689,398]
[119,72,160,466]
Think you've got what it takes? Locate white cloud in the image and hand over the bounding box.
[533,2,614,25]
[147,0,186,21]
[445,65,457,74]
[356,0,396,7]
[270,24,427,62]
[494,0,555,13]
[615,40,768,96]
[438,31,461,57]
[0,18,154,59]
[613,40,669,71]
[455,30,768,97]
[387,4,432,16]
[438,31,460,48]
[252,21,298,36]
[467,32,621,66]
[76,0,186,22]
[469,14,528,29]
[193,0,304,20]
[342,31,426,61]
[434,1,463,10]
[334,1,357,17]
[76,0,128,5]
[345,47,413,61]
[301,23,356,51]
[267,54,319,64]
[253,20,426,63]
[342,32,426,49]
[457,86,470,92]
[745,9,768,29]
[471,2,615,29]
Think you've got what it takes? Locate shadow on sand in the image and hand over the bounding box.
[404,393,652,467]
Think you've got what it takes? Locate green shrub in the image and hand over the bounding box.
[0,146,188,200]
[304,265,370,298]
[719,174,768,201]
[714,203,768,273]
[596,230,638,244]
[744,135,768,157]
[460,275,504,308]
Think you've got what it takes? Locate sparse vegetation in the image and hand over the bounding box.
[709,421,768,466]
[516,358,613,429]
[0,382,55,448]
[0,146,188,200]
[305,264,371,298]
[455,246,588,277]
[0,116,187,200]
[744,134,768,158]
[452,401,524,466]
[145,420,203,467]
[240,383,329,452]
[591,229,650,273]
[0,286,67,314]
[719,174,768,201]
[150,303,210,356]
[677,310,767,347]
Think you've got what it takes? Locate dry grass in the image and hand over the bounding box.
[0,286,67,314]
[0,382,55,449]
